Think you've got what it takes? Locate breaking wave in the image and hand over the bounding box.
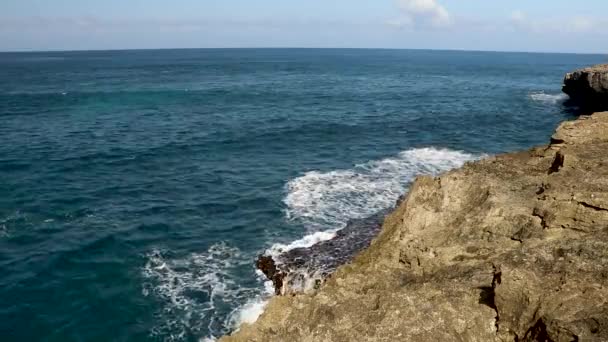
[529,91,568,105]
[270,147,478,256]
[144,147,479,340]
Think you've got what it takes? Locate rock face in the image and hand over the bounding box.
[222,112,608,342]
[563,64,608,111]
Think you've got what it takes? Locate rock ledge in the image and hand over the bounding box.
[563,64,608,111]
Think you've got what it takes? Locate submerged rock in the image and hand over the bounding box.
[223,112,608,342]
[563,64,608,111]
[257,210,390,295]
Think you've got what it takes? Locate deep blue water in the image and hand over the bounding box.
[0,48,605,341]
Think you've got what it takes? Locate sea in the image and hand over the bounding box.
[0,48,605,341]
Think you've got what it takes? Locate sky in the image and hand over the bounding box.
[0,0,607,53]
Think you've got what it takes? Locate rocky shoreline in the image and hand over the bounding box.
[257,209,391,295]
[221,66,608,341]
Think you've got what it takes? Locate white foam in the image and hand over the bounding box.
[281,147,476,235]
[262,147,478,292]
[279,268,328,294]
[147,147,479,340]
[228,270,274,325]
[266,230,338,258]
[230,295,269,325]
[142,242,268,341]
[529,91,568,105]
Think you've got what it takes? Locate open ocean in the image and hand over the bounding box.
[0,48,605,341]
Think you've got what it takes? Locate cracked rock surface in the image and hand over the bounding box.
[221,112,608,342]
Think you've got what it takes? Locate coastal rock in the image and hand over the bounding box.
[259,210,389,295]
[222,112,608,342]
[563,64,608,111]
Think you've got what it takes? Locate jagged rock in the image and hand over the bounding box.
[563,64,608,111]
[256,255,284,295]
[258,210,389,295]
[222,112,608,342]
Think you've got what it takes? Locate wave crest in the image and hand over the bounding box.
[146,148,479,339]
[262,147,479,293]
[529,91,568,105]
[284,147,476,231]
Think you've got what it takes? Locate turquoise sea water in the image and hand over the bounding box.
[0,49,605,341]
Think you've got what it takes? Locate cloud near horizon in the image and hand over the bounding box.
[389,0,451,29]
[0,0,607,53]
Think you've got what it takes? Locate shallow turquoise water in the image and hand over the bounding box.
[0,49,605,341]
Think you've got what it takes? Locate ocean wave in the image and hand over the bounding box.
[142,243,271,342]
[273,147,478,255]
[254,147,480,297]
[529,91,569,105]
[266,230,338,259]
[146,147,479,340]
[227,274,274,326]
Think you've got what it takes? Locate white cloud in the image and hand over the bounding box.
[509,10,526,24]
[394,0,452,28]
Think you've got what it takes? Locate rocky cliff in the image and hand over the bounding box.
[563,64,608,111]
[222,112,608,342]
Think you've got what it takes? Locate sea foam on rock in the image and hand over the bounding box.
[222,112,608,341]
[257,148,476,295]
[257,210,389,295]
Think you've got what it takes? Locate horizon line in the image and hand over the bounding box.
[0,46,606,56]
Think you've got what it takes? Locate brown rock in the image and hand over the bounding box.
[563,64,608,112]
[256,211,388,295]
[256,255,284,295]
[222,112,608,342]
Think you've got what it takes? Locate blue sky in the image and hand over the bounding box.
[1,0,607,53]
